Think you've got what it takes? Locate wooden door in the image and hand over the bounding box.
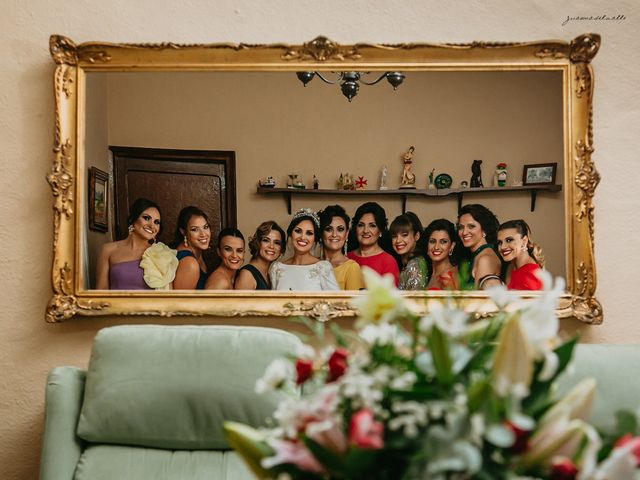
[111,147,236,252]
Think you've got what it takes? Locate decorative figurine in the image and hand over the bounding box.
[494,162,508,187]
[342,173,355,190]
[428,168,436,190]
[470,159,483,188]
[379,165,388,190]
[338,173,355,190]
[355,176,368,190]
[400,146,417,189]
[288,174,305,189]
[313,175,319,189]
[258,176,276,187]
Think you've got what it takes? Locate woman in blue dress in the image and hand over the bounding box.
[235,220,286,290]
[172,206,211,289]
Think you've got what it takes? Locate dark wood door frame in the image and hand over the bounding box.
[110,146,236,243]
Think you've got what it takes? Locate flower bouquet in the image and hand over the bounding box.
[225,269,640,479]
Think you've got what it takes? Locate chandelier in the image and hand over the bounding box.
[295,71,405,102]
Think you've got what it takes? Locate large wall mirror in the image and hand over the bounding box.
[46,34,602,323]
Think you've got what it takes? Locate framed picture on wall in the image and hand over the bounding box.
[89,167,109,232]
[522,162,557,186]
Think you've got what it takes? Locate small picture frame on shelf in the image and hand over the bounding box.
[89,167,109,232]
[522,162,557,186]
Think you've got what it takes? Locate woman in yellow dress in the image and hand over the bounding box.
[319,205,364,290]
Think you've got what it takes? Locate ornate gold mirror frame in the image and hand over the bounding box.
[46,34,601,323]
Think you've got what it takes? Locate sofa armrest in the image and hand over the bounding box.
[40,367,87,480]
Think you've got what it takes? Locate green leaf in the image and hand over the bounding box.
[523,337,579,418]
[329,322,348,348]
[344,448,378,477]
[427,325,454,386]
[303,436,349,478]
[223,422,273,479]
[615,409,638,434]
[467,379,491,412]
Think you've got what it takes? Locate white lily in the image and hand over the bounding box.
[255,358,292,394]
[419,301,469,338]
[520,379,598,470]
[492,315,534,398]
[541,378,597,427]
[587,437,639,480]
[353,267,408,326]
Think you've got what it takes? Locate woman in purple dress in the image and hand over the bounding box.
[95,198,162,289]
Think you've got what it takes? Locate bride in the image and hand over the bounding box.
[269,209,339,291]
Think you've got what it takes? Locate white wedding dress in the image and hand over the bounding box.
[269,261,339,291]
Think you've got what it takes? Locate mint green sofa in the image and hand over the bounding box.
[39,325,302,480]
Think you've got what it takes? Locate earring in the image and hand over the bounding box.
[184,235,188,247]
[128,225,134,234]
[448,250,453,256]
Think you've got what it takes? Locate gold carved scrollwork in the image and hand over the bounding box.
[50,35,78,65]
[574,140,600,243]
[283,300,355,322]
[47,139,74,245]
[569,34,601,63]
[282,36,361,62]
[534,46,568,60]
[46,295,110,323]
[571,296,603,325]
[574,64,591,99]
[49,35,112,64]
[575,262,593,297]
[46,262,109,323]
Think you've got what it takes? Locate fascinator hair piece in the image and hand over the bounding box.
[292,208,320,228]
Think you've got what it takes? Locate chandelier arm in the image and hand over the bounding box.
[357,73,390,86]
[314,71,341,85]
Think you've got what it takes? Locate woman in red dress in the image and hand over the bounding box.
[497,219,544,290]
[347,202,399,286]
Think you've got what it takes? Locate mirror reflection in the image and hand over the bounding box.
[83,70,565,292]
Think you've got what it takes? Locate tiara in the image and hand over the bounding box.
[292,208,320,228]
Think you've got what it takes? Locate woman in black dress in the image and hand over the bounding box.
[235,220,286,290]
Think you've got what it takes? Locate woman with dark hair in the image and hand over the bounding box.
[204,227,245,290]
[319,205,364,290]
[235,220,285,290]
[269,209,339,291]
[96,198,162,290]
[347,202,399,286]
[172,206,211,290]
[390,212,427,290]
[497,219,545,290]
[424,218,460,290]
[457,203,501,289]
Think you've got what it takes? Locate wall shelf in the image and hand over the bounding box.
[257,184,562,214]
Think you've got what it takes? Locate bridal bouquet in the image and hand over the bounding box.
[225,269,640,479]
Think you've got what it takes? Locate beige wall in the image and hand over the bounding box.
[1,1,639,478]
[100,70,565,279]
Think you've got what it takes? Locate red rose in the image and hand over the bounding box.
[615,433,640,466]
[549,457,578,480]
[295,358,314,385]
[505,420,531,454]
[348,408,384,450]
[327,348,348,382]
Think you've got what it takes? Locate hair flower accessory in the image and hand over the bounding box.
[292,208,320,228]
[139,242,179,290]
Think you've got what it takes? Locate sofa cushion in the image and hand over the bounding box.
[74,445,252,480]
[77,325,300,449]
